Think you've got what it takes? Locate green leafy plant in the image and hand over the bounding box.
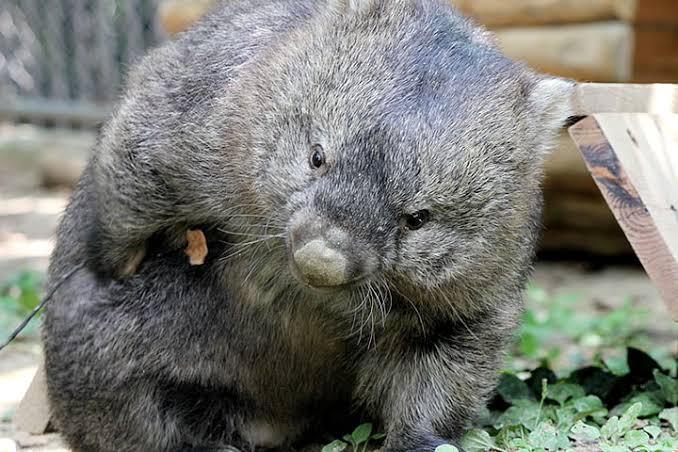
[0,270,44,338]
[321,423,386,452]
[514,285,654,372]
[461,347,678,451]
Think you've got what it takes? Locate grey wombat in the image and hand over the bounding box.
[42,0,574,451]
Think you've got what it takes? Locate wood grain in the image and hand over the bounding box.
[569,115,678,317]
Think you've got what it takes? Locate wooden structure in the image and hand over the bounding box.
[454,0,678,83]
[570,114,678,315]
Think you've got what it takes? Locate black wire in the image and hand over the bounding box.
[0,263,85,352]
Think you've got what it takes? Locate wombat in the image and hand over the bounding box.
[42,0,574,451]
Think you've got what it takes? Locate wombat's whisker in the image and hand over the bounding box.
[351,286,370,343]
[370,282,382,347]
[244,223,285,230]
[216,228,284,239]
[374,279,392,327]
[224,214,286,225]
[218,237,284,262]
[435,288,480,342]
[390,285,426,335]
[364,282,376,348]
[222,235,285,246]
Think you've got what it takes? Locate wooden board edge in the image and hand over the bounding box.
[568,116,678,318]
[572,83,678,116]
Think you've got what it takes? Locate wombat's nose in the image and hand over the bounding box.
[292,239,349,287]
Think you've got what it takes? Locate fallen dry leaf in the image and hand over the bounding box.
[185,229,208,266]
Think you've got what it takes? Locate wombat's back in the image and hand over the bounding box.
[54,0,321,278]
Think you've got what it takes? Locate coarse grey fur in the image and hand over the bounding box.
[42,0,574,451]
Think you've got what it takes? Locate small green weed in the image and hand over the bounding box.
[0,270,44,338]
[512,285,663,373]
[321,423,385,452]
[462,346,678,451]
[323,349,677,452]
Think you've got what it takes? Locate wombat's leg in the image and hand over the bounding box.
[355,314,511,452]
[49,378,248,452]
[85,136,215,278]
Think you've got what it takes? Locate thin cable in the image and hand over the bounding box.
[0,263,85,352]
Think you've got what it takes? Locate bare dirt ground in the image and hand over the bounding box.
[0,125,674,451]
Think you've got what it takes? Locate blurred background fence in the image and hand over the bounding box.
[0,0,165,126]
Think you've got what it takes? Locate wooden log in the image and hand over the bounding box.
[454,0,678,27]
[157,0,641,33]
[452,0,636,27]
[569,114,678,316]
[494,22,633,82]
[540,228,633,256]
[543,193,625,232]
[158,0,216,35]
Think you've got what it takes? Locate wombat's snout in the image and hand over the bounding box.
[293,240,348,287]
[290,222,370,289]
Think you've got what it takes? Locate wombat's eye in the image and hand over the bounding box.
[402,210,430,231]
[309,144,326,170]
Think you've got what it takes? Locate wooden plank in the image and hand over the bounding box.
[495,22,633,82]
[596,114,678,259]
[569,115,678,316]
[573,83,678,115]
[452,0,637,27]
[13,362,51,435]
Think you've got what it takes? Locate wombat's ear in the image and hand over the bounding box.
[329,0,374,14]
[526,77,576,134]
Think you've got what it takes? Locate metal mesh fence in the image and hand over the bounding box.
[0,0,167,126]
